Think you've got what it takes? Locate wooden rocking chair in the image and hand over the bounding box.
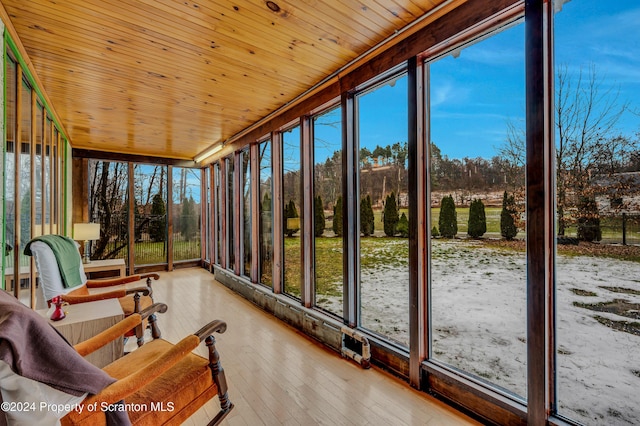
[64,303,234,425]
[25,236,162,343]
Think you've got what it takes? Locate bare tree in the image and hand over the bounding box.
[500,64,634,236]
[555,64,631,235]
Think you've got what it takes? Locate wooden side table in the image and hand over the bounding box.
[37,299,125,368]
[83,258,126,278]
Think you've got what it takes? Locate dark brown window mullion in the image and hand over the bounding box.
[167,166,174,271]
[127,163,135,274]
[525,0,554,423]
[408,56,429,388]
[342,91,357,327]
[300,116,313,308]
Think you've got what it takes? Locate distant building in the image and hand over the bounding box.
[592,172,640,214]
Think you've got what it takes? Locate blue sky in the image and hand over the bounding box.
[357,0,640,160]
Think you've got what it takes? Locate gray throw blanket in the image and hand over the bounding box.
[0,291,130,425]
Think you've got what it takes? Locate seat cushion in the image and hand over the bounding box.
[68,339,217,426]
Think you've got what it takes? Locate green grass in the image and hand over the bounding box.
[283,235,409,298]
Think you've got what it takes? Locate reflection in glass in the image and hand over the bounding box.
[241,150,252,277]
[283,126,301,298]
[226,156,235,269]
[44,118,52,230]
[214,163,222,265]
[429,24,527,397]
[554,1,640,423]
[4,57,16,296]
[259,141,273,287]
[313,107,343,316]
[172,167,201,261]
[357,73,409,346]
[35,104,44,237]
[19,79,32,304]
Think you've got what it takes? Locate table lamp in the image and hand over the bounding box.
[73,223,100,264]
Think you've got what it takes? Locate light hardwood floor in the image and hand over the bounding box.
[143,268,480,426]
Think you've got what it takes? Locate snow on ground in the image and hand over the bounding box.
[321,239,640,425]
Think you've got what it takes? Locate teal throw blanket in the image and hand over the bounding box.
[24,235,84,289]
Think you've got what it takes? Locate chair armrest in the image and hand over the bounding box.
[124,286,151,297]
[86,273,158,288]
[141,273,160,281]
[195,320,227,342]
[73,303,168,356]
[62,290,127,304]
[74,314,141,356]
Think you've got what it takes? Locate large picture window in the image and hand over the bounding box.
[133,164,168,266]
[312,106,343,316]
[356,71,410,347]
[282,125,302,298]
[172,167,201,262]
[226,156,235,270]
[89,160,129,263]
[3,49,67,307]
[214,162,222,266]
[259,140,273,287]
[241,149,252,277]
[554,1,640,424]
[428,22,527,397]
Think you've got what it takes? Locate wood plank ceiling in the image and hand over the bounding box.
[1,0,447,161]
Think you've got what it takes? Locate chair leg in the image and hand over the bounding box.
[149,313,162,339]
[206,335,233,426]
[133,292,145,347]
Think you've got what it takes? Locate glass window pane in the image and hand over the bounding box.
[35,104,43,237]
[313,107,343,317]
[554,0,640,423]
[5,56,16,290]
[89,160,129,263]
[357,73,410,347]
[259,141,273,287]
[429,23,527,397]
[18,79,32,305]
[226,156,235,269]
[172,167,201,261]
[44,117,51,232]
[283,126,301,298]
[241,149,252,277]
[214,162,222,265]
[134,164,167,266]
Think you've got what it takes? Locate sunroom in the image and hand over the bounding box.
[1,0,639,425]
